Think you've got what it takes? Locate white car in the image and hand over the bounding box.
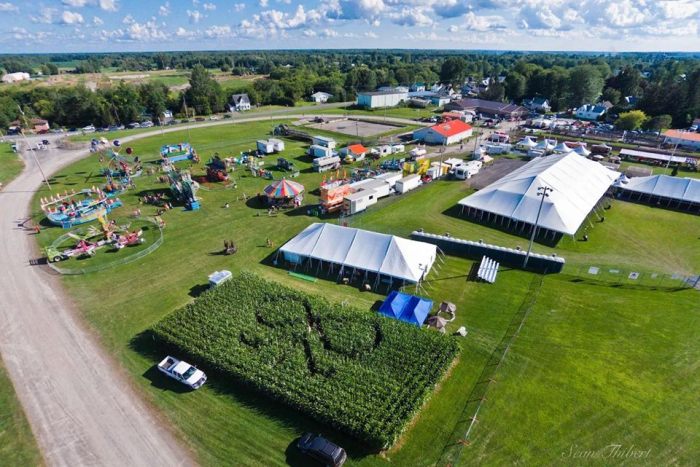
[140,121,154,128]
[82,125,96,133]
[157,356,207,389]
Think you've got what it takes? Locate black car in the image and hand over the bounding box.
[297,433,347,467]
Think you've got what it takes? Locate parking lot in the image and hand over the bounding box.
[307,118,406,137]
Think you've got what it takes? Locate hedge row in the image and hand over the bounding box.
[151,273,459,448]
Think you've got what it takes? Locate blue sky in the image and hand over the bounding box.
[0,0,698,53]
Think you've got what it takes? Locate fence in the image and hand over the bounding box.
[411,231,566,274]
[562,264,699,290]
[47,218,164,275]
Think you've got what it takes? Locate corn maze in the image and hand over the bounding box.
[152,273,459,448]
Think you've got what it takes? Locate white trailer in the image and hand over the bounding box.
[485,143,512,155]
[373,171,402,189]
[313,155,341,172]
[343,189,378,215]
[309,144,333,158]
[311,135,337,149]
[256,139,275,154]
[391,144,405,154]
[208,270,232,288]
[268,138,285,152]
[349,179,392,199]
[395,174,422,194]
[409,147,427,158]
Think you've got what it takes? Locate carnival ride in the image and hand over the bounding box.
[167,169,200,210]
[206,154,230,182]
[44,216,145,263]
[40,189,123,229]
[161,143,199,164]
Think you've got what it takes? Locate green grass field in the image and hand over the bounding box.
[325,105,439,120]
[28,121,700,466]
[0,143,24,188]
[0,359,43,467]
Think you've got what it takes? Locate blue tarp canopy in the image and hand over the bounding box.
[378,291,433,326]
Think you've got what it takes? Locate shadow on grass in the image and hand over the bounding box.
[129,331,380,462]
[245,194,268,210]
[188,283,209,298]
[561,274,691,292]
[441,204,562,247]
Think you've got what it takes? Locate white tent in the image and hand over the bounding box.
[279,223,437,283]
[535,139,556,151]
[553,142,573,153]
[458,153,620,235]
[617,175,700,204]
[574,145,591,157]
[516,137,537,150]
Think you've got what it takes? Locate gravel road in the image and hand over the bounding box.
[0,109,424,466]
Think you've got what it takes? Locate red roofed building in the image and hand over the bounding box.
[663,129,700,150]
[340,143,369,160]
[414,120,473,145]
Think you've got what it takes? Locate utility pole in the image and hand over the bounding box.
[18,105,51,191]
[665,141,679,175]
[523,185,553,269]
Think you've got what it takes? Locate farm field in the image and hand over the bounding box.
[0,142,24,188]
[29,121,700,466]
[0,359,43,466]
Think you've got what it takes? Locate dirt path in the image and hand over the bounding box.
[0,110,426,467]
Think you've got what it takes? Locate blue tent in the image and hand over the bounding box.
[378,291,433,327]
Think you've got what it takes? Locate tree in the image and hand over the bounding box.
[645,114,673,131]
[139,82,169,121]
[504,72,527,101]
[568,65,604,107]
[40,63,59,76]
[185,64,224,115]
[480,79,505,102]
[602,87,621,106]
[616,110,648,130]
[439,57,467,85]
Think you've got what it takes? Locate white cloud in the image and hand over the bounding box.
[463,11,505,31]
[93,16,104,25]
[259,0,269,7]
[61,11,85,24]
[122,14,135,24]
[0,1,19,11]
[205,25,232,37]
[187,9,205,23]
[62,0,89,6]
[433,0,470,18]
[100,18,167,42]
[338,0,385,21]
[99,0,118,12]
[202,2,216,11]
[159,2,170,16]
[32,7,56,24]
[390,7,433,26]
[233,3,245,12]
[175,26,198,38]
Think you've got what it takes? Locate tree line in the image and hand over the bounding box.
[0,50,698,130]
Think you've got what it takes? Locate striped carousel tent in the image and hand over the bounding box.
[263,179,305,199]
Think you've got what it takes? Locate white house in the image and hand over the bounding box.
[311,91,332,103]
[356,91,408,109]
[228,93,251,112]
[575,104,607,121]
[1,72,30,83]
[431,95,452,106]
[413,120,473,145]
[522,97,551,113]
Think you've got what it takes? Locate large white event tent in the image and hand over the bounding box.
[458,153,620,237]
[615,175,700,213]
[279,223,437,284]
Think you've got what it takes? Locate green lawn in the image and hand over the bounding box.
[0,359,43,467]
[325,105,440,120]
[28,121,700,466]
[0,143,24,188]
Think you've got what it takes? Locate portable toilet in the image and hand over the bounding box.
[208,270,232,288]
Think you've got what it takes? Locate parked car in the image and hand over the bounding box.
[297,433,347,467]
[127,122,141,129]
[82,124,96,133]
[208,115,221,121]
[156,356,207,389]
[140,120,154,128]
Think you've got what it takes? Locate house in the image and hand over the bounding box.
[161,110,174,124]
[340,144,368,160]
[413,120,473,145]
[410,82,426,92]
[444,98,528,120]
[624,96,639,107]
[1,72,30,83]
[228,93,251,112]
[431,95,452,106]
[522,97,551,113]
[575,104,607,121]
[12,118,49,133]
[662,130,700,150]
[310,91,332,103]
[356,90,408,109]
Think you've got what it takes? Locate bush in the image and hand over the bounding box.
[152,273,459,448]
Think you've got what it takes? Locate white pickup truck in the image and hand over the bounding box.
[157,356,207,389]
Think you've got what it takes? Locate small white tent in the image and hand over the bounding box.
[457,153,620,235]
[553,142,573,153]
[574,145,591,157]
[279,223,437,283]
[516,137,537,150]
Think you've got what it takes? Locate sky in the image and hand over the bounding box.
[0,0,698,54]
